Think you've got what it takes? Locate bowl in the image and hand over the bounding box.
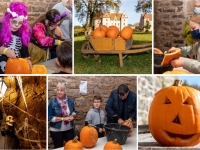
[104,123,130,145]
[154,53,173,74]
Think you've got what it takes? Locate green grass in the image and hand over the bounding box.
[74,32,152,74]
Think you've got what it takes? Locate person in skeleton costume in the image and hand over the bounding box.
[0,2,31,73]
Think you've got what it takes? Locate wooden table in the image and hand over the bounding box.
[38,59,61,74]
[54,128,137,150]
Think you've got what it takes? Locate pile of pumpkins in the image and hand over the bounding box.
[5,58,47,74]
[64,123,133,150]
[92,25,133,40]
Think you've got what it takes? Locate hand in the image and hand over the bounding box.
[6,49,16,58]
[118,118,124,124]
[171,59,184,68]
[102,128,105,132]
[68,115,74,121]
[168,47,181,53]
[125,120,133,128]
[99,128,103,133]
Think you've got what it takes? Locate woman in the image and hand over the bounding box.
[48,82,77,149]
[0,2,32,73]
[31,9,68,59]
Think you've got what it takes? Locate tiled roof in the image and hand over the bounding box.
[141,14,152,21]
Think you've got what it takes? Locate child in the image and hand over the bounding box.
[0,2,32,73]
[54,41,72,74]
[85,96,106,138]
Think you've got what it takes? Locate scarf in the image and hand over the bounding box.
[56,95,69,125]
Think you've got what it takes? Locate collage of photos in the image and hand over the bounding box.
[0,0,200,150]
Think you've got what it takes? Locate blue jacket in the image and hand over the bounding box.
[105,89,136,123]
[48,97,77,129]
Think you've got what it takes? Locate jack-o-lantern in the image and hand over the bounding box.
[148,79,200,146]
[80,125,98,148]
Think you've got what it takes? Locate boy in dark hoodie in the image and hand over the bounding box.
[85,96,106,138]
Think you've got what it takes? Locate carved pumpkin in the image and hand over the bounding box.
[64,136,83,150]
[120,26,133,40]
[161,49,181,65]
[123,121,134,136]
[104,139,122,150]
[80,125,98,148]
[32,65,48,74]
[109,26,119,35]
[106,29,118,38]
[5,58,31,74]
[148,79,200,146]
[163,70,188,74]
[93,27,106,37]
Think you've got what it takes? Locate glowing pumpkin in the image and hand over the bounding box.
[161,49,181,65]
[120,26,133,40]
[80,125,98,148]
[32,65,48,74]
[5,58,31,74]
[104,139,122,150]
[163,70,188,74]
[64,136,83,150]
[148,79,200,146]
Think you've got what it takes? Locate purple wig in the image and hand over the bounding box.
[0,2,31,47]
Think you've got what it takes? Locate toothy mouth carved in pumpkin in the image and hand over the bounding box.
[148,79,200,146]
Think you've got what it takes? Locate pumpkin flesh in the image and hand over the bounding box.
[161,49,181,65]
[148,81,200,146]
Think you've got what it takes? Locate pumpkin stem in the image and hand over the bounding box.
[113,139,118,144]
[172,79,182,86]
[72,136,78,143]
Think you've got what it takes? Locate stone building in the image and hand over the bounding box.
[154,0,196,51]
[138,76,178,125]
[0,0,62,25]
[48,76,137,148]
[94,12,128,30]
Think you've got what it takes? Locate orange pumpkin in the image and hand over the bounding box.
[120,26,133,40]
[98,25,108,32]
[32,65,48,74]
[148,79,200,146]
[80,125,98,148]
[154,49,163,54]
[5,58,31,74]
[106,29,118,38]
[163,70,188,74]
[123,121,134,136]
[161,49,181,65]
[104,139,122,150]
[64,136,83,150]
[109,26,119,35]
[93,27,106,37]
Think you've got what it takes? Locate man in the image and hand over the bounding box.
[105,84,136,127]
[52,0,72,40]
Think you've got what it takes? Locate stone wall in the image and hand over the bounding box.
[138,76,178,125]
[154,0,195,51]
[48,76,137,148]
[0,0,62,25]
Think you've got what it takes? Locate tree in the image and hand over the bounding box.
[74,0,121,29]
[143,20,151,33]
[135,0,152,14]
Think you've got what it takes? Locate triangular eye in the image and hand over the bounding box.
[183,97,190,105]
[164,97,171,104]
[173,114,181,125]
[183,101,188,104]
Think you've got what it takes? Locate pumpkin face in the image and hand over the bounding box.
[64,136,83,150]
[120,26,133,40]
[93,28,106,37]
[32,65,48,74]
[148,79,200,146]
[106,29,118,38]
[5,58,31,74]
[161,49,181,65]
[104,139,122,150]
[163,70,188,74]
[80,125,98,148]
